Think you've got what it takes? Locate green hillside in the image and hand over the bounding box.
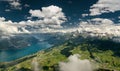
[0,36,120,71]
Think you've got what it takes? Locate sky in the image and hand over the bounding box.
[0,0,97,24]
[0,0,100,22]
[0,0,120,23]
[0,0,120,36]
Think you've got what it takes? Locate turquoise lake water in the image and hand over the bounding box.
[0,42,52,62]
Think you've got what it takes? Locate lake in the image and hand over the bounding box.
[0,42,52,62]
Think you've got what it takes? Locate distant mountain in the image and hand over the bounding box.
[0,33,73,50]
[1,24,120,50]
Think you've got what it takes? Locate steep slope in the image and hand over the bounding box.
[0,36,120,71]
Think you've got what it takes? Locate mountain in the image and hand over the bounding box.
[0,32,74,50]
[0,36,120,71]
[1,22,120,50]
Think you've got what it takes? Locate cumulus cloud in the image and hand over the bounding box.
[119,16,120,19]
[0,23,18,34]
[1,0,22,10]
[5,9,11,12]
[1,15,120,38]
[29,5,67,25]
[82,14,89,17]
[91,18,113,25]
[90,0,120,16]
[0,5,120,39]
[31,58,40,71]
[0,17,5,21]
[0,5,67,35]
[59,54,94,71]
[0,17,30,34]
[24,4,30,8]
[78,18,120,37]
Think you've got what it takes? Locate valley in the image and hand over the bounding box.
[0,36,120,71]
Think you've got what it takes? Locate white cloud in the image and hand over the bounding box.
[10,0,21,10]
[1,0,22,10]
[1,16,120,39]
[0,17,5,21]
[0,5,67,35]
[24,4,30,8]
[78,18,120,37]
[5,9,11,12]
[82,14,89,17]
[59,54,94,71]
[0,4,120,40]
[90,0,120,16]
[0,17,30,34]
[91,18,113,25]
[31,58,40,71]
[118,16,120,19]
[29,5,67,25]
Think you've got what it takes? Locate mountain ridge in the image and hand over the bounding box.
[0,36,120,71]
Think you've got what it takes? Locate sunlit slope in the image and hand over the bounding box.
[0,37,120,71]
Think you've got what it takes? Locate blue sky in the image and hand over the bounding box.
[0,0,120,35]
[0,0,120,24]
[0,0,98,22]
